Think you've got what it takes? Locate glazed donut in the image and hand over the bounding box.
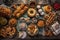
[43,5,52,12]
[28,8,36,17]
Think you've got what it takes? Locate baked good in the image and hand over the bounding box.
[0,6,12,17]
[46,12,56,26]
[37,20,45,27]
[13,4,28,18]
[9,18,17,25]
[0,17,7,26]
[44,30,53,36]
[13,3,25,17]
[27,24,38,36]
[27,8,36,17]
[30,1,36,8]
[0,25,16,38]
[43,5,52,12]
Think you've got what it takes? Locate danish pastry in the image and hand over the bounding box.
[27,24,38,36]
[43,5,52,12]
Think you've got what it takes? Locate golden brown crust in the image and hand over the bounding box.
[37,20,45,27]
[43,5,52,12]
[27,24,38,36]
[13,4,28,18]
[9,18,17,25]
[46,12,56,26]
[0,6,12,17]
[27,8,36,17]
[0,25,16,38]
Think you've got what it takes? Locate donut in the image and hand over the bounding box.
[9,18,17,25]
[37,20,45,27]
[28,8,36,17]
[43,5,52,12]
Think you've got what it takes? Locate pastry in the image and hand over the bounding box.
[13,3,25,17]
[9,18,17,25]
[0,6,12,17]
[46,12,56,26]
[27,24,38,36]
[30,1,36,8]
[27,8,36,17]
[44,30,53,36]
[51,22,60,35]
[0,17,7,26]
[37,20,45,27]
[0,25,16,38]
[43,5,52,12]
[13,4,28,18]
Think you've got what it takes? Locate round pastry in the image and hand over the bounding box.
[43,5,52,12]
[27,8,36,17]
[37,20,45,27]
[37,5,41,9]
[0,17,7,26]
[0,25,16,38]
[9,18,17,25]
[27,24,38,36]
[30,1,36,8]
